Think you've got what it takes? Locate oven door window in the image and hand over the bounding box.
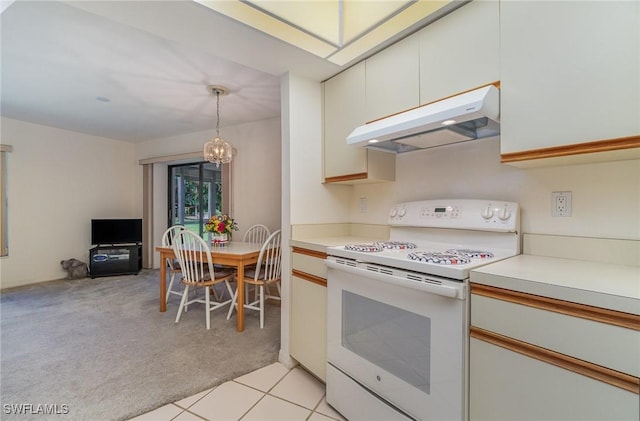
[342,291,431,394]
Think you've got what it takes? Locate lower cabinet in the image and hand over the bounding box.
[290,247,327,381]
[469,283,639,420]
[470,336,638,421]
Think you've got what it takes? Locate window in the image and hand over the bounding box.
[168,162,229,236]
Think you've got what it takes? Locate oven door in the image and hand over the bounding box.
[326,258,468,421]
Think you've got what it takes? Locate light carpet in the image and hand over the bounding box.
[0,269,281,421]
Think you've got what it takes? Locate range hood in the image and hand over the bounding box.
[346,85,500,153]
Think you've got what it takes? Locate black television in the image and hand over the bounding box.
[91,218,142,245]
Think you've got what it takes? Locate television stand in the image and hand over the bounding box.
[89,244,142,278]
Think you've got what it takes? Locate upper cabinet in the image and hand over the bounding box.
[500,1,640,166]
[365,33,420,122]
[323,62,395,184]
[419,0,499,105]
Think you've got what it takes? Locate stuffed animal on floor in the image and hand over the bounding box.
[60,258,89,279]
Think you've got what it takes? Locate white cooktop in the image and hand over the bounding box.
[327,199,521,280]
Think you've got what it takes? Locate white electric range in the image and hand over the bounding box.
[325,199,520,421]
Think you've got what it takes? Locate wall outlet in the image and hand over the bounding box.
[551,191,572,217]
[359,197,367,213]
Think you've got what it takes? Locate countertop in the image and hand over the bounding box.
[290,236,383,254]
[471,254,640,315]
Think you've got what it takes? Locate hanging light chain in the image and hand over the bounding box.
[215,88,221,138]
[203,85,233,168]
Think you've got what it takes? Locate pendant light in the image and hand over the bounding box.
[203,85,233,167]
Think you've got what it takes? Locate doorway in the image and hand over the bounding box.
[168,162,226,236]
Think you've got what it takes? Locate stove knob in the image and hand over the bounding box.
[498,206,511,220]
[481,205,494,219]
[398,207,406,217]
[389,208,398,218]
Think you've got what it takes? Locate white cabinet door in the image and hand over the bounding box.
[365,33,420,122]
[323,61,395,183]
[500,1,640,155]
[470,337,640,421]
[290,274,327,381]
[419,0,499,105]
[324,62,367,180]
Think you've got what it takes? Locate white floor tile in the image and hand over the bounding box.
[269,367,325,410]
[175,388,214,409]
[174,410,206,421]
[241,395,311,421]
[314,397,345,420]
[128,403,183,421]
[308,412,335,421]
[188,381,265,421]
[234,362,290,392]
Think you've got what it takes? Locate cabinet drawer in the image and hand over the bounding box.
[471,291,639,377]
[292,248,327,280]
[470,337,640,420]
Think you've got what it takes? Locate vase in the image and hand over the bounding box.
[209,232,229,247]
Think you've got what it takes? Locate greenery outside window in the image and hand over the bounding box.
[168,162,227,237]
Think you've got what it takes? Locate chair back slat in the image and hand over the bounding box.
[172,230,215,285]
[254,230,282,282]
[243,224,271,244]
[161,225,185,270]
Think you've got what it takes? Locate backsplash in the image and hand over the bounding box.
[349,137,640,242]
[523,234,640,266]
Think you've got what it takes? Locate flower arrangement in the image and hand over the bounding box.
[204,214,238,235]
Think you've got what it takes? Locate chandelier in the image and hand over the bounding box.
[203,85,233,168]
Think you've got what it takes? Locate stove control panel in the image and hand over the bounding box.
[389,199,519,232]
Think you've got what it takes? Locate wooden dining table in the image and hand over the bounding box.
[155,241,263,332]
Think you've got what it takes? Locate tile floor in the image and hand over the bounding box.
[129,362,346,421]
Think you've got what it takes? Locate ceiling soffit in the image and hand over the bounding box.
[195,0,462,66]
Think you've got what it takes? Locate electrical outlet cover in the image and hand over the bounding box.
[551,191,572,217]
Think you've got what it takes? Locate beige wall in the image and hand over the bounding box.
[350,137,640,241]
[287,77,350,226]
[0,116,282,287]
[281,73,352,367]
[0,117,137,288]
[134,117,282,268]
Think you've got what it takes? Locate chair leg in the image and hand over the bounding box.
[166,273,176,304]
[175,285,189,324]
[259,284,265,329]
[210,284,222,302]
[226,288,238,320]
[224,280,234,305]
[205,285,211,330]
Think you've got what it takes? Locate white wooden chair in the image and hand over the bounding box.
[161,225,186,305]
[227,229,281,328]
[241,224,271,300]
[243,224,270,244]
[172,230,235,329]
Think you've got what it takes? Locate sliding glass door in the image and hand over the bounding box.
[168,162,223,237]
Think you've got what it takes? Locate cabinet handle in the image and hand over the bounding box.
[292,269,327,287]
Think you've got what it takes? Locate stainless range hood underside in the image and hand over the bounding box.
[347,85,500,153]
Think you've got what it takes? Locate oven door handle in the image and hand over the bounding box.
[326,260,463,299]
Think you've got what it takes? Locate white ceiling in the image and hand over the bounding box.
[0,0,463,143]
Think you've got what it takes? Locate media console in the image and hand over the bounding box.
[89,244,142,278]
